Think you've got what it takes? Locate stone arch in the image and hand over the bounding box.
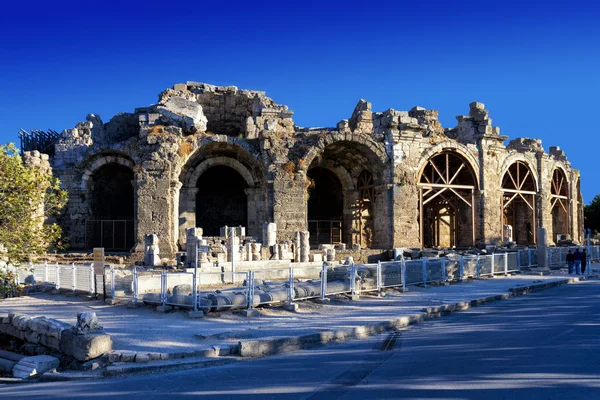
[300,133,389,175]
[418,150,479,248]
[81,153,135,191]
[178,141,267,246]
[185,157,255,188]
[417,142,480,189]
[551,166,570,241]
[80,152,136,250]
[501,160,538,245]
[303,134,390,249]
[500,155,539,192]
[175,135,263,181]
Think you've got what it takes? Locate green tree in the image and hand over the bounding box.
[0,143,67,296]
[584,194,600,233]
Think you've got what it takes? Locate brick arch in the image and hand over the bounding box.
[80,153,135,191]
[500,155,539,192]
[300,133,389,173]
[417,141,480,189]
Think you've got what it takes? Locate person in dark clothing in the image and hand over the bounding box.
[574,248,583,275]
[566,250,575,274]
[582,249,588,274]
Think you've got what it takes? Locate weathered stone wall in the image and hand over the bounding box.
[38,81,581,256]
[0,313,112,362]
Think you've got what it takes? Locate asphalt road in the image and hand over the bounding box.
[2,279,599,400]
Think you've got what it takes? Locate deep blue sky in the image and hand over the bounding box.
[1,1,598,202]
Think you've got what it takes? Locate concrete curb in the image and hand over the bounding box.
[237,275,597,358]
[104,356,240,377]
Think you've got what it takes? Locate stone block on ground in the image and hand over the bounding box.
[12,355,59,379]
[59,329,113,361]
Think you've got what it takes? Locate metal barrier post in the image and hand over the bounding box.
[193,241,198,312]
[517,251,521,272]
[56,263,60,290]
[248,271,255,310]
[288,266,295,305]
[491,254,495,275]
[459,256,464,281]
[133,266,138,303]
[476,256,481,277]
[71,263,76,293]
[401,257,406,291]
[528,248,532,267]
[110,265,115,299]
[160,269,166,306]
[320,262,327,301]
[441,257,446,282]
[89,265,95,295]
[350,263,356,296]
[422,258,427,285]
[377,260,382,295]
[504,253,508,275]
[15,265,20,286]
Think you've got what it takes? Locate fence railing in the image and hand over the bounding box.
[547,245,600,268]
[6,262,99,295]
[112,249,541,312]
[11,246,600,312]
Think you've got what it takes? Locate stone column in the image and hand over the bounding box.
[185,227,203,267]
[251,243,262,261]
[144,234,160,266]
[227,227,241,262]
[273,170,307,243]
[299,231,310,263]
[538,155,554,245]
[178,186,198,249]
[478,136,505,246]
[135,167,177,256]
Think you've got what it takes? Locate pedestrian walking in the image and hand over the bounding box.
[574,248,583,275]
[582,249,588,274]
[566,250,575,274]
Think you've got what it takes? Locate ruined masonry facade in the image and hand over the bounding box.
[33,82,583,256]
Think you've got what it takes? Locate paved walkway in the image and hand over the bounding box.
[2,266,597,355]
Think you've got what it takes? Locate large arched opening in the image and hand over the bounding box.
[304,139,388,249]
[87,163,135,250]
[501,161,537,245]
[307,167,344,246]
[178,142,266,246]
[551,168,569,241]
[418,151,478,248]
[195,165,249,236]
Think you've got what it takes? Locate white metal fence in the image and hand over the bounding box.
[5,262,99,295]
[9,246,600,312]
[109,250,538,312]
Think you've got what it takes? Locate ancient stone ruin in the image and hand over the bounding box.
[20,82,584,257]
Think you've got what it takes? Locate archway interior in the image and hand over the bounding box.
[501,161,536,245]
[419,151,476,248]
[307,167,344,247]
[196,165,248,236]
[551,169,569,240]
[357,170,375,248]
[88,163,135,250]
